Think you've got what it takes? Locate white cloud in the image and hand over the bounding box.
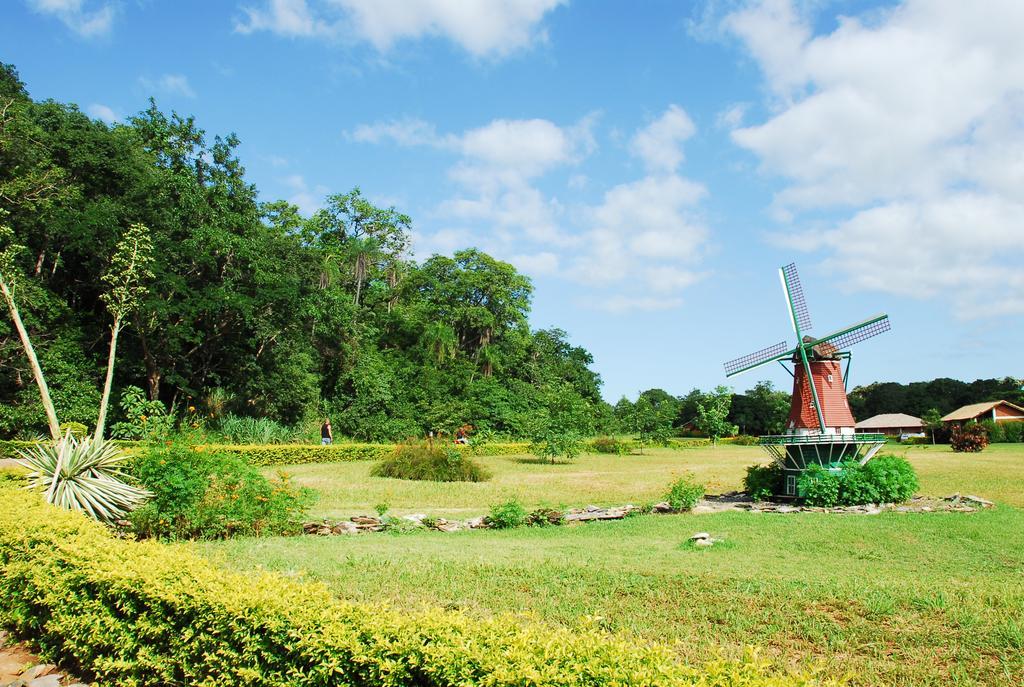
[716,102,748,129]
[86,103,118,124]
[348,117,450,147]
[726,0,1024,317]
[354,114,595,249]
[567,173,588,190]
[507,251,559,275]
[283,174,329,216]
[570,175,709,287]
[631,104,696,173]
[27,0,114,38]
[139,74,197,99]
[411,227,473,258]
[354,107,711,312]
[235,0,331,36]
[597,295,685,314]
[339,0,566,57]
[235,0,566,58]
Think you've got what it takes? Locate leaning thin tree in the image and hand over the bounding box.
[0,222,61,440]
[94,223,154,441]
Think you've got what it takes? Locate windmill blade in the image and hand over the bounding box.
[779,263,813,333]
[809,313,890,352]
[724,341,795,377]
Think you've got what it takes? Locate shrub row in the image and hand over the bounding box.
[184,441,535,466]
[0,485,831,687]
[978,419,1024,444]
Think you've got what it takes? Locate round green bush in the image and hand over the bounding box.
[372,441,491,482]
[591,436,631,455]
[744,463,783,500]
[798,465,841,507]
[799,456,918,506]
[487,498,527,529]
[861,454,918,503]
[59,421,89,439]
[663,474,705,512]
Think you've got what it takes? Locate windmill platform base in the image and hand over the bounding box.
[759,433,887,497]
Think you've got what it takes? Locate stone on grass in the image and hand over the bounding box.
[331,522,358,535]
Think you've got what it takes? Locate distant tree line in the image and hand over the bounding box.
[611,375,1023,441]
[848,377,1023,419]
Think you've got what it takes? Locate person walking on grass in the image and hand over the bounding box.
[321,418,333,445]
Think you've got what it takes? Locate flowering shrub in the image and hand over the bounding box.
[951,423,989,453]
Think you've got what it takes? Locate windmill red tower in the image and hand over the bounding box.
[723,263,891,496]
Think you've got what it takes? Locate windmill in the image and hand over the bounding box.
[723,263,891,497]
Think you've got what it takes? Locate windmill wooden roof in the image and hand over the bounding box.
[855,413,923,430]
[941,400,1024,422]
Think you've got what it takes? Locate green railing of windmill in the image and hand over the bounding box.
[758,432,886,446]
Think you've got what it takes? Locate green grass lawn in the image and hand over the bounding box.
[266,443,1024,520]
[196,443,1024,686]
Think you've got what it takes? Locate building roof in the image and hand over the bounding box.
[941,400,1024,422]
[855,413,923,429]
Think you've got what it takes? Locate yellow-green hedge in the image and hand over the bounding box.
[0,439,37,460]
[0,440,533,467]
[212,442,532,466]
[0,485,843,687]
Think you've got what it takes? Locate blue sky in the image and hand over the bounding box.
[3,0,1022,402]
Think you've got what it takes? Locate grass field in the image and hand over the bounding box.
[196,443,1024,686]
[264,443,1024,520]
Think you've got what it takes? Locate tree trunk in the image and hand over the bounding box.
[0,278,61,440]
[136,321,161,400]
[93,316,121,442]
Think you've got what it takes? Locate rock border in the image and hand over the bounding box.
[301,492,995,536]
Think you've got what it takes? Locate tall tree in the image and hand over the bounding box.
[95,223,154,440]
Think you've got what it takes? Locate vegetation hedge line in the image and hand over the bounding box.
[0,485,830,687]
[220,442,533,466]
[0,441,534,466]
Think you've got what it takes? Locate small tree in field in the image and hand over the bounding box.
[922,408,942,445]
[696,385,738,446]
[633,396,672,454]
[94,223,154,441]
[529,383,587,463]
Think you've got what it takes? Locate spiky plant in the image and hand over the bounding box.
[16,433,151,522]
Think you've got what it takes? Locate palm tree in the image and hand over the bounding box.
[348,236,380,307]
[422,321,458,364]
